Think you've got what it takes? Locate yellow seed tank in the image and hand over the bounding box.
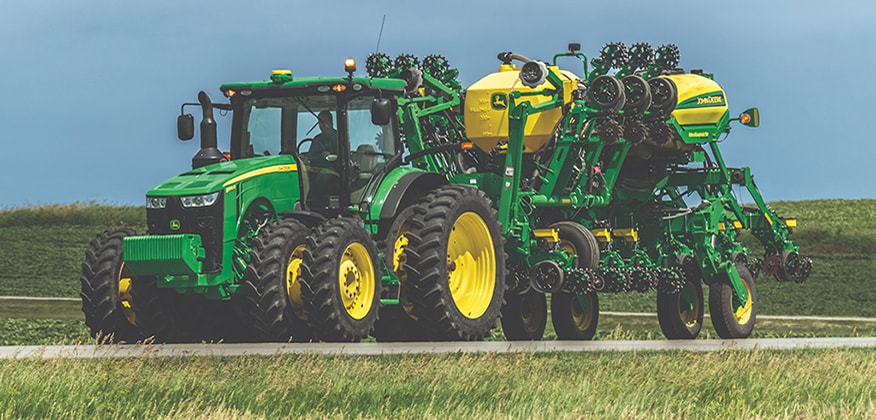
[465,64,580,153]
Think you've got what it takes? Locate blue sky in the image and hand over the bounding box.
[2,1,874,207]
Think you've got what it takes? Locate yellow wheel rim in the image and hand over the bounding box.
[392,231,409,276]
[572,295,593,331]
[338,242,376,320]
[733,278,753,324]
[447,212,497,319]
[286,245,306,315]
[678,280,701,328]
[117,263,136,326]
[558,239,577,256]
[520,295,542,335]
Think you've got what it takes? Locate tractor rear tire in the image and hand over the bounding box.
[79,229,146,343]
[373,305,428,342]
[404,185,506,341]
[300,218,382,342]
[374,206,431,341]
[552,291,599,340]
[657,272,704,340]
[237,218,314,342]
[501,288,547,341]
[709,263,757,339]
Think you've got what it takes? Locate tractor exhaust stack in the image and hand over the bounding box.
[191,91,224,169]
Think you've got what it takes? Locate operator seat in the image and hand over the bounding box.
[353,144,378,179]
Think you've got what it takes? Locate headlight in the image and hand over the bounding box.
[146,197,167,209]
[180,192,220,208]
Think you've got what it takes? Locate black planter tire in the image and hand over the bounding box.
[501,288,547,341]
[300,218,382,342]
[548,221,600,340]
[709,263,757,339]
[657,273,704,340]
[403,185,507,341]
[79,229,146,343]
[236,218,314,342]
[552,291,599,340]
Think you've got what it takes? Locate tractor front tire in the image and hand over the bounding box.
[404,185,506,341]
[237,218,314,342]
[79,229,145,343]
[300,218,382,342]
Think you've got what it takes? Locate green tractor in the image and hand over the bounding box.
[80,56,506,343]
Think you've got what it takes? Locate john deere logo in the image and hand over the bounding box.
[169,219,181,231]
[697,95,724,105]
[490,93,508,110]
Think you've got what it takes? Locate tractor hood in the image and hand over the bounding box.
[147,155,298,197]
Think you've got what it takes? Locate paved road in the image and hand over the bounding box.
[3,337,876,359]
[6,297,876,323]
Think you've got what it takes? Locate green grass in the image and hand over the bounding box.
[0,349,874,418]
[0,202,145,228]
[0,203,145,298]
[1,200,874,308]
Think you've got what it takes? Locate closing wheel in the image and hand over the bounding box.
[79,229,146,343]
[501,288,547,341]
[657,270,704,340]
[236,218,313,342]
[300,218,381,342]
[552,291,599,340]
[404,185,506,341]
[709,263,757,339]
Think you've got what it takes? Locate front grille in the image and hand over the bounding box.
[147,194,224,273]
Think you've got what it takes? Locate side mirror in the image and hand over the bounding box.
[177,114,195,140]
[739,108,760,127]
[371,98,393,126]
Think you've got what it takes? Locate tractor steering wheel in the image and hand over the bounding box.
[297,138,315,155]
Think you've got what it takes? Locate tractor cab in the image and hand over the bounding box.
[180,61,408,216]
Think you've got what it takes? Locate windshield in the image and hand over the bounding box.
[237,95,396,159]
[236,93,398,210]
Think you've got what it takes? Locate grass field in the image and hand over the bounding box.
[0,349,874,418]
[1,200,875,312]
[0,200,874,344]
